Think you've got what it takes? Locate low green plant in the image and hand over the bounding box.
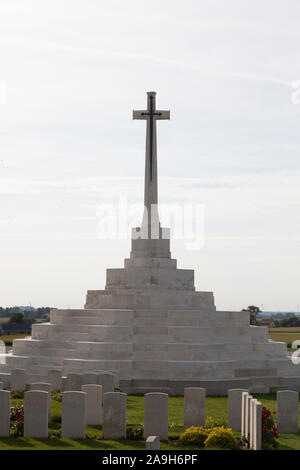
[51,390,62,402]
[126,426,144,440]
[205,416,227,428]
[178,426,210,447]
[11,390,24,400]
[204,427,238,450]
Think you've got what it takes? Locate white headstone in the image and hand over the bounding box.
[66,373,83,391]
[61,376,67,392]
[241,391,249,438]
[97,373,114,396]
[250,398,257,448]
[0,390,10,437]
[277,390,299,433]
[61,391,86,438]
[47,370,62,391]
[253,400,262,450]
[103,392,126,440]
[146,435,160,450]
[184,387,205,428]
[144,392,168,441]
[24,390,48,438]
[83,372,99,385]
[107,370,120,388]
[228,388,248,431]
[31,383,51,421]
[82,384,102,425]
[245,394,253,442]
[11,369,26,391]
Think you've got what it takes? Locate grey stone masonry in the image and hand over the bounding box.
[82,384,102,425]
[228,388,248,431]
[24,391,48,438]
[11,369,26,392]
[47,370,62,391]
[144,392,168,441]
[103,392,127,440]
[0,390,10,437]
[184,387,205,428]
[61,391,86,438]
[277,390,298,433]
[146,435,160,450]
[31,383,52,421]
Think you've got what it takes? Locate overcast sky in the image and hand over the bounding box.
[0,0,300,311]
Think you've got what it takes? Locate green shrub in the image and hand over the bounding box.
[51,390,62,402]
[261,406,278,450]
[11,390,24,400]
[126,426,144,440]
[179,426,210,447]
[204,427,238,450]
[205,416,227,428]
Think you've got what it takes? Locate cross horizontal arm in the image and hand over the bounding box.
[155,110,170,120]
[132,110,170,120]
[133,110,148,120]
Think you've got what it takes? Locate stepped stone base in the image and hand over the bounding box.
[1,228,300,394]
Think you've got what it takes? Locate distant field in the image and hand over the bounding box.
[0,317,9,324]
[269,327,300,347]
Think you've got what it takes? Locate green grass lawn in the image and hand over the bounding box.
[0,393,300,450]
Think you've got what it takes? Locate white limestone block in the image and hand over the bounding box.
[253,400,262,450]
[61,391,86,438]
[277,390,299,433]
[97,372,114,396]
[81,384,102,425]
[47,370,62,391]
[250,398,257,448]
[24,391,48,438]
[0,390,10,437]
[11,369,26,392]
[31,383,51,421]
[184,387,205,428]
[103,392,126,440]
[245,394,253,441]
[228,388,248,431]
[66,373,82,391]
[83,372,99,385]
[108,370,120,388]
[144,393,168,441]
[146,435,160,450]
[61,376,67,392]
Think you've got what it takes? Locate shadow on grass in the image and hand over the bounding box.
[0,438,34,448]
[33,438,74,448]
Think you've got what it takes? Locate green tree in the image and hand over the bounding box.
[242,305,261,325]
[9,313,24,324]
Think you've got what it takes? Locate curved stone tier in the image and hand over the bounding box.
[1,226,299,394]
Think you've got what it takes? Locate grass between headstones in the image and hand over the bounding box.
[1,394,299,450]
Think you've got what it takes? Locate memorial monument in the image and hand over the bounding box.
[1,92,299,394]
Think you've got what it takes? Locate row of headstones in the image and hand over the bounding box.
[1,380,298,447]
[0,386,205,442]
[239,389,299,450]
[4,369,118,393]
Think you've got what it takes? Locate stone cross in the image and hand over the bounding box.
[133,92,170,234]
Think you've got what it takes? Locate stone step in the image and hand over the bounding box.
[235,368,277,378]
[30,364,63,375]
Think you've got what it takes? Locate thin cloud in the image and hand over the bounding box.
[8,38,291,88]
